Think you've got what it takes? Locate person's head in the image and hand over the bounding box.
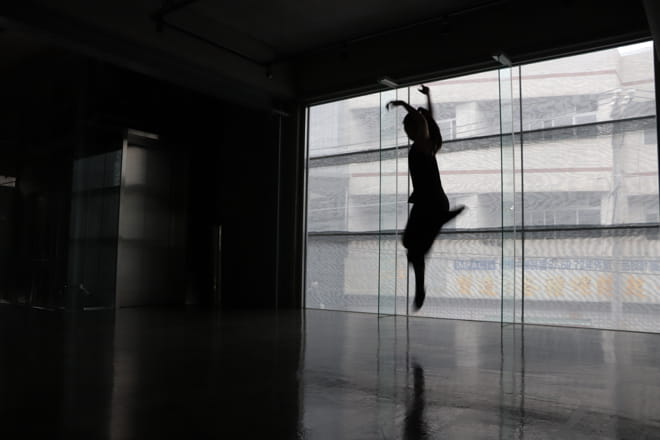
[403,111,429,142]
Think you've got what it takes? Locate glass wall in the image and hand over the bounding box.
[305,41,659,332]
[306,71,505,319]
[520,42,659,331]
[67,149,123,309]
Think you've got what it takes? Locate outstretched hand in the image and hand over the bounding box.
[418,85,430,96]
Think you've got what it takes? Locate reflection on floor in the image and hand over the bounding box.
[1,306,659,439]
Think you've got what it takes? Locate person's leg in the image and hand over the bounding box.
[404,204,466,311]
[443,205,465,225]
[403,205,435,311]
[409,252,426,311]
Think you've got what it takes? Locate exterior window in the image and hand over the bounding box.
[305,41,660,332]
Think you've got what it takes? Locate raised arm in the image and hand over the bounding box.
[418,85,442,153]
[386,100,416,113]
[418,85,433,119]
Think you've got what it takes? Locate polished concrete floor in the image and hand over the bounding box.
[1,306,659,439]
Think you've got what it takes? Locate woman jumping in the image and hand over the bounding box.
[387,85,464,311]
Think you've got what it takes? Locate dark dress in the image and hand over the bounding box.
[402,146,453,259]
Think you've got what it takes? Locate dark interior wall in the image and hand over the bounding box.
[0,47,82,305]
[173,102,280,308]
[0,40,291,309]
[218,108,280,308]
[294,0,652,101]
[181,121,220,306]
[88,62,286,308]
[0,188,15,296]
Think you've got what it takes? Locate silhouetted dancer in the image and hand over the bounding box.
[387,86,464,311]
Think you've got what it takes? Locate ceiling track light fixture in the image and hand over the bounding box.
[377,77,399,88]
[492,52,512,67]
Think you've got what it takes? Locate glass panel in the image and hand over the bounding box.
[307,73,505,318]
[378,89,400,316]
[521,42,655,131]
[306,234,379,312]
[521,41,659,331]
[409,72,501,141]
[396,109,411,315]
[520,118,658,227]
[307,94,383,312]
[513,66,525,323]
[407,72,503,320]
[115,134,187,308]
[308,93,382,158]
[409,231,503,321]
[500,66,518,324]
[409,73,502,232]
[307,89,410,314]
[67,150,123,309]
[523,228,660,332]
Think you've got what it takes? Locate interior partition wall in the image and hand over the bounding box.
[115,130,188,307]
[305,41,659,332]
[67,128,188,309]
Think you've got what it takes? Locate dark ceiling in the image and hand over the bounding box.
[0,0,654,107]
[172,0,489,60]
